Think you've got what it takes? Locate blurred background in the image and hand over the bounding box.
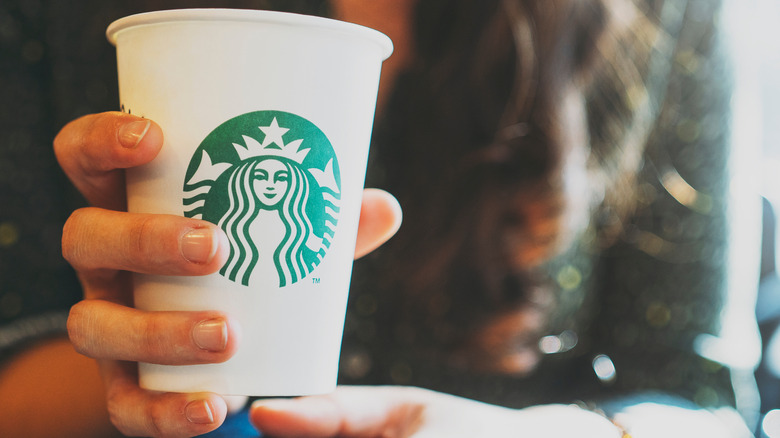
[728,0,780,436]
[748,0,780,202]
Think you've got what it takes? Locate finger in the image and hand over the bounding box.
[62,208,228,276]
[101,360,227,437]
[68,300,240,365]
[250,386,424,437]
[354,189,402,259]
[54,111,164,210]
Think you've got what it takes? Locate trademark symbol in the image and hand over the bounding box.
[312,278,321,284]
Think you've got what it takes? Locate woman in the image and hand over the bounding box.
[324,1,754,435]
[0,0,756,436]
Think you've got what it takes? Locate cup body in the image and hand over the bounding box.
[107,8,392,396]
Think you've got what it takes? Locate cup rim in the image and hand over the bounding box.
[106,8,393,60]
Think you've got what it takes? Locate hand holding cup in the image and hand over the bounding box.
[56,111,399,437]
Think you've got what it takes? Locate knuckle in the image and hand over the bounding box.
[105,386,157,438]
[66,302,90,356]
[105,391,130,435]
[148,398,179,438]
[61,208,87,265]
[76,112,126,174]
[52,129,68,166]
[105,384,174,438]
[132,215,156,256]
[140,314,168,362]
[148,405,165,437]
[87,112,117,146]
[127,215,186,272]
[52,115,86,165]
[129,215,168,264]
[62,208,106,271]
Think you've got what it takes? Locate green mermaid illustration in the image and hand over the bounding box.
[183,111,341,287]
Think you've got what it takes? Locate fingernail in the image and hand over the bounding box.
[118,120,151,148]
[181,228,218,264]
[186,399,215,424]
[192,319,228,352]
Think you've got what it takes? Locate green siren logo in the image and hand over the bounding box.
[183,111,341,287]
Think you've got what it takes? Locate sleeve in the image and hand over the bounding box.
[0,313,70,363]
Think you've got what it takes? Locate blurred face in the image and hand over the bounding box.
[253,159,289,208]
[493,0,654,269]
[332,0,599,269]
[330,0,664,376]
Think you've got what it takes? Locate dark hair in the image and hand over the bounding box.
[365,0,676,372]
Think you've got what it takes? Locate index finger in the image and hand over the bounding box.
[54,111,164,210]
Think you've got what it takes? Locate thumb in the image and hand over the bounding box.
[354,189,402,259]
[249,386,424,437]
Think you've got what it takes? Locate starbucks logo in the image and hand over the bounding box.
[183,111,341,287]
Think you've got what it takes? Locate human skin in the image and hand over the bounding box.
[17,1,596,436]
[42,4,410,435]
[1,1,737,437]
[0,108,402,438]
[247,1,743,437]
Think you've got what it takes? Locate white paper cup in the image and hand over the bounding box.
[107,9,392,396]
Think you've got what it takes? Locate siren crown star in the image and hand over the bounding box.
[260,117,289,148]
[233,119,310,164]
